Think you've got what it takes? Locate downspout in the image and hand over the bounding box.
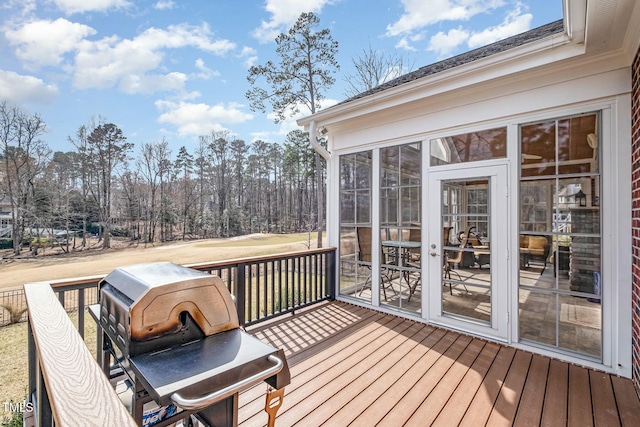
[309,119,331,263]
[309,120,331,160]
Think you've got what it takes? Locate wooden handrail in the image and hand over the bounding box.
[25,282,136,426]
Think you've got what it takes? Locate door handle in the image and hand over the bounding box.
[430,251,438,257]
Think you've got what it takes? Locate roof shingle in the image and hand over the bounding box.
[339,19,565,106]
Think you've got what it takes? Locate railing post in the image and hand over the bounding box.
[27,318,36,410]
[35,353,53,427]
[78,289,85,339]
[327,249,336,300]
[236,263,246,326]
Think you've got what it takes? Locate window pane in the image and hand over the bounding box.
[340,155,355,190]
[520,180,552,232]
[558,295,601,357]
[430,127,506,166]
[356,191,371,223]
[339,151,372,303]
[518,112,601,360]
[381,142,422,314]
[521,120,556,177]
[557,114,598,175]
[355,152,372,187]
[341,192,355,223]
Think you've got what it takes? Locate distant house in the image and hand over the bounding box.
[299,0,640,394]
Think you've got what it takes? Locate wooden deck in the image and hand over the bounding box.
[238,301,640,427]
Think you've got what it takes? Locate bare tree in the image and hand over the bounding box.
[86,123,132,249]
[343,44,414,98]
[246,12,338,248]
[174,146,196,240]
[0,102,50,254]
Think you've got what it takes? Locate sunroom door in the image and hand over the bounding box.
[428,165,508,341]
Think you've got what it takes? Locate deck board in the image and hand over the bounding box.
[513,354,550,427]
[485,350,533,427]
[541,359,569,426]
[348,329,457,426]
[611,375,640,427]
[590,370,621,427]
[568,364,594,427]
[236,301,640,427]
[406,338,488,426]
[275,320,422,425]
[430,341,500,426]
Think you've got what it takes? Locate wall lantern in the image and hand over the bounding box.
[574,190,587,207]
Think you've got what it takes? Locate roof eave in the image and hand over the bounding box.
[298,31,579,128]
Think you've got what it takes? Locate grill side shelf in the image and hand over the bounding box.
[128,329,287,407]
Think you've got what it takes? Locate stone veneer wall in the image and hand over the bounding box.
[632,45,640,395]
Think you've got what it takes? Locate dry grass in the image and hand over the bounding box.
[0,321,28,405]
[0,233,317,292]
[1,310,117,407]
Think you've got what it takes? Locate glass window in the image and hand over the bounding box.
[430,127,507,166]
[339,151,373,302]
[518,112,601,359]
[380,142,421,314]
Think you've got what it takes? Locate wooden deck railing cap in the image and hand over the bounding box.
[24,281,136,426]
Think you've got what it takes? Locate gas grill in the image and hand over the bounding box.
[94,262,290,427]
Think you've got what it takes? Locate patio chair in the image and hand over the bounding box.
[466,226,490,268]
[519,234,551,275]
[443,229,469,295]
[356,227,396,300]
[405,226,421,302]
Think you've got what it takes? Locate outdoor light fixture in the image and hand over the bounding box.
[575,189,587,207]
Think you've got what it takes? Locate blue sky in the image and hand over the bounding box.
[0,0,562,153]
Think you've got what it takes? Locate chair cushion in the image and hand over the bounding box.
[527,236,548,256]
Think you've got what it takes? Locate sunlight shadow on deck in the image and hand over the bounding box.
[239,301,640,426]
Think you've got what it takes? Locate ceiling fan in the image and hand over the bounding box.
[521,153,542,163]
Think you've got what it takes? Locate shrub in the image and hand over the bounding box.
[1,304,27,324]
[0,410,23,427]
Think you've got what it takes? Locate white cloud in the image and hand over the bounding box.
[239,46,258,68]
[120,72,187,94]
[154,0,175,10]
[0,70,58,105]
[395,37,417,51]
[193,59,220,80]
[4,18,96,67]
[467,6,532,48]
[386,0,506,36]
[73,23,235,92]
[155,100,254,136]
[426,5,532,58]
[252,0,334,43]
[51,0,131,14]
[428,27,470,58]
[5,18,236,94]
[268,98,339,136]
[2,0,37,16]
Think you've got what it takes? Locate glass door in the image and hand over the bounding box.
[428,165,508,341]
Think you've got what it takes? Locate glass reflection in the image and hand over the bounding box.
[518,112,601,360]
[430,127,507,166]
[339,152,372,302]
[380,142,422,314]
[441,178,491,325]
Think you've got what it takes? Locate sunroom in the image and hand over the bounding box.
[298,0,638,379]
